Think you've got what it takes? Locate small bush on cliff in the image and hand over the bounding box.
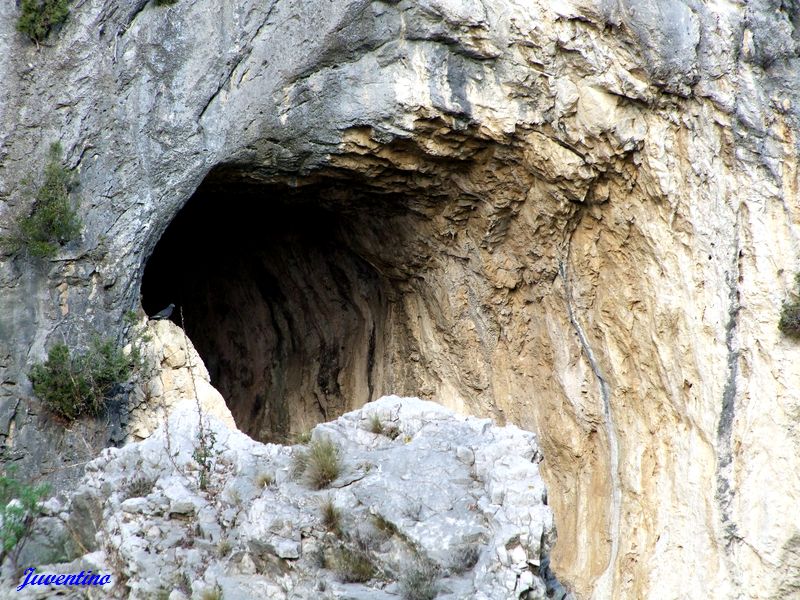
[0,467,49,569]
[779,273,800,339]
[1,142,80,259]
[17,0,70,44]
[29,336,139,421]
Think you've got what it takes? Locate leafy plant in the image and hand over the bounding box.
[0,467,49,569]
[779,273,800,339]
[192,424,218,491]
[29,336,138,420]
[2,142,80,258]
[17,0,70,44]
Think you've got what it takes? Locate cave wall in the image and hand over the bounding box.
[2,0,800,598]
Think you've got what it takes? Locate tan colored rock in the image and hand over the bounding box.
[125,320,236,442]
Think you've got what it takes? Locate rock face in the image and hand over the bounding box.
[1,1,800,599]
[7,397,563,600]
[125,319,236,442]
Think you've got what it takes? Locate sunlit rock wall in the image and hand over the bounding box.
[1,0,799,598]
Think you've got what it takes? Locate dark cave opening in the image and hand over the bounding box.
[141,168,411,442]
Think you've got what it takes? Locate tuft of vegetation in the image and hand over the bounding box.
[330,542,376,583]
[291,438,342,490]
[217,539,232,557]
[124,476,155,500]
[153,0,178,6]
[368,413,384,434]
[366,413,400,439]
[779,273,800,339]
[255,472,274,489]
[448,544,480,574]
[17,0,70,44]
[291,429,313,445]
[2,142,80,258]
[0,467,49,569]
[319,497,342,536]
[399,559,441,600]
[200,585,224,600]
[371,513,399,538]
[29,335,140,421]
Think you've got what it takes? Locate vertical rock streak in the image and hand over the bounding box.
[558,259,621,598]
[715,218,742,588]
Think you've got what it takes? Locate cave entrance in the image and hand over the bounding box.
[141,168,411,442]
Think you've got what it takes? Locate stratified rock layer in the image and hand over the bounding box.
[1,1,799,599]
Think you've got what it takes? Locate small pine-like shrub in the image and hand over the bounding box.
[779,273,800,339]
[29,336,138,420]
[0,467,49,568]
[17,0,70,43]
[2,142,80,258]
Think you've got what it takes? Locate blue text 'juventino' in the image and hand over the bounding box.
[17,568,111,592]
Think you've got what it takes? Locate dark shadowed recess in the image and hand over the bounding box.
[141,167,414,443]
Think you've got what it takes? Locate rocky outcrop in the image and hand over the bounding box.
[6,397,563,600]
[124,319,236,442]
[1,0,800,598]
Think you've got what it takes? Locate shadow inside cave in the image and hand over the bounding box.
[141,167,416,442]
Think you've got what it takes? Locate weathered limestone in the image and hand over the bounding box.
[124,319,236,442]
[5,397,563,600]
[0,1,799,598]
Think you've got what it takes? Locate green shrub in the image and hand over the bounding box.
[292,438,342,490]
[779,273,800,339]
[0,467,49,568]
[2,142,80,258]
[29,336,138,420]
[17,0,70,43]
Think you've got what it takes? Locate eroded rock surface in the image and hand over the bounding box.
[6,397,563,600]
[1,1,799,599]
[124,319,236,442]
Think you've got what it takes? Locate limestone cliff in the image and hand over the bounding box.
[1,0,800,598]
